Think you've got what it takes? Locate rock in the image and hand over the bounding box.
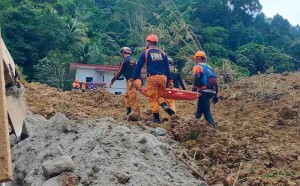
[42,172,79,186]
[277,107,298,120]
[81,179,91,186]
[223,175,234,186]
[198,181,209,186]
[92,165,100,173]
[24,175,35,186]
[155,127,167,136]
[136,135,148,144]
[60,172,80,186]
[42,176,60,186]
[117,173,130,184]
[10,134,19,147]
[50,112,72,133]
[42,156,75,178]
[21,115,50,140]
[127,112,142,121]
[11,117,204,185]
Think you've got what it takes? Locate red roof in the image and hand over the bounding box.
[69,62,147,74]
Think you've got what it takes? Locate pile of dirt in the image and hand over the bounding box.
[23,72,300,185]
[10,113,207,186]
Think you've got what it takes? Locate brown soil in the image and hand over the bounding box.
[24,72,300,185]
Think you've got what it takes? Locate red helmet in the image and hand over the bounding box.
[120,47,132,54]
[146,34,158,43]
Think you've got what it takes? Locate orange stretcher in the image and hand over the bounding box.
[139,88,200,100]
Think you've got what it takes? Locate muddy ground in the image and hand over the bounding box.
[24,72,300,185]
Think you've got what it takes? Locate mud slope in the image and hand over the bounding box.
[25,72,300,185]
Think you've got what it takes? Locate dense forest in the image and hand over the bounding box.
[0,0,299,89]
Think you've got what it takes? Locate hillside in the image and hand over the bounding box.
[23,72,300,185]
[1,0,300,88]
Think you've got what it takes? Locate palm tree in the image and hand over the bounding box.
[65,17,89,44]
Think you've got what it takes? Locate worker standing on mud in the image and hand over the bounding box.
[165,57,186,112]
[132,34,174,124]
[192,51,218,128]
[110,47,142,116]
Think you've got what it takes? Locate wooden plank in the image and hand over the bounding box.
[0,34,13,182]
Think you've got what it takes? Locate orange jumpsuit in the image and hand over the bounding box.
[132,47,173,118]
[111,55,142,114]
[124,79,142,113]
[146,75,168,113]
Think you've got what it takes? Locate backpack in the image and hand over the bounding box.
[200,63,218,89]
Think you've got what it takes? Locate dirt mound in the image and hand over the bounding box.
[10,114,206,186]
[23,72,300,185]
[25,83,124,119]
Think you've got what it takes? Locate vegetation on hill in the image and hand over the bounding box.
[1,0,299,89]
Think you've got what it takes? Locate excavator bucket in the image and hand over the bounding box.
[1,34,28,182]
[1,37,28,137]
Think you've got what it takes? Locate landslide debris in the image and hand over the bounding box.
[23,72,300,185]
[10,113,206,186]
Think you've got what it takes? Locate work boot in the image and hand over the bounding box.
[195,113,201,119]
[209,122,218,129]
[153,113,161,124]
[160,102,175,116]
[126,107,132,115]
[207,118,217,129]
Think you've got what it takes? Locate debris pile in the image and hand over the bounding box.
[10,113,207,186]
[20,72,300,185]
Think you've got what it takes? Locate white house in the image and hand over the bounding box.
[69,63,146,94]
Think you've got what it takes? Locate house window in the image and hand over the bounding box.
[86,77,93,82]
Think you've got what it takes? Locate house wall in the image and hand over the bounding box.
[99,71,126,94]
[75,68,126,94]
[75,68,102,83]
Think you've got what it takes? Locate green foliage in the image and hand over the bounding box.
[248,167,255,175]
[265,169,295,178]
[271,14,291,35]
[236,43,297,74]
[236,42,265,75]
[34,50,75,89]
[0,0,299,88]
[202,26,229,44]
[204,42,227,58]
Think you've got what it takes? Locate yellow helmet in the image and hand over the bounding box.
[193,51,206,59]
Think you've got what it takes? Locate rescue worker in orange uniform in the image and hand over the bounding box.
[165,57,186,112]
[132,34,174,124]
[72,79,81,90]
[81,82,87,92]
[110,47,142,115]
[192,51,218,128]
